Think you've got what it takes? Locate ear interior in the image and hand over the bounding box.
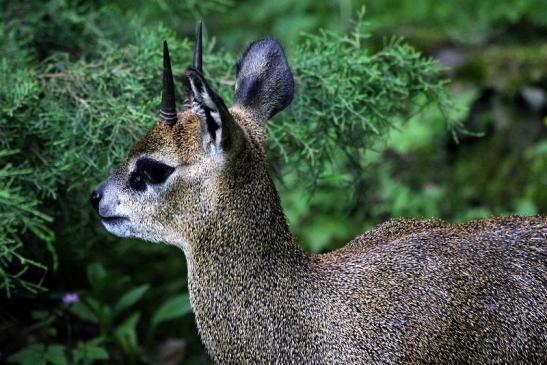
[185,69,231,155]
[234,38,294,124]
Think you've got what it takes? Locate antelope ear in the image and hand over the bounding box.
[233,38,294,124]
[185,68,235,155]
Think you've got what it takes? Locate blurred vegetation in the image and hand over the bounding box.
[1,0,545,364]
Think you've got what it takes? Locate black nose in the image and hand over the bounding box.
[90,190,102,214]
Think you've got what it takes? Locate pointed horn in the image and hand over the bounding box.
[160,40,177,123]
[193,22,203,74]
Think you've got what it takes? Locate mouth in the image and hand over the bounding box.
[100,216,129,225]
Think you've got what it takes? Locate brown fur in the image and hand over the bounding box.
[95,44,547,364]
[123,110,546,364]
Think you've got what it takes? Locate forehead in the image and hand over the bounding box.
[128,111,204,165]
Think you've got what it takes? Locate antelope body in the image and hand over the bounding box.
[91,25,547,364]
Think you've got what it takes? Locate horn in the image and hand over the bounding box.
[193,22,203,74]
[160,40,177,123]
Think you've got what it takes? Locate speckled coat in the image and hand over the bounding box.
[186,112,547,363]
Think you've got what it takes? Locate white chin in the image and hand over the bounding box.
[102,220,134,238]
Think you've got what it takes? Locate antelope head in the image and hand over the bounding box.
[90,23,294,252]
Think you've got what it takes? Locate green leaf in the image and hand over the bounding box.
[8,343,47,365]
[113,284,149,317]
[44,345,68,365]
[70,300,99,324]
[72,338,109,365]
[113,312,141,360]
[86,263,107,293]
[151,293,192,328]
[29,310,56,332]
[31,310,49,320]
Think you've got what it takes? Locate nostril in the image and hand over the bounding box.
[90,190,102,213]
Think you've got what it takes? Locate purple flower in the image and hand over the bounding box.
[62,293,80,304]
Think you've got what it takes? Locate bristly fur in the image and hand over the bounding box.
[92,26,547,364]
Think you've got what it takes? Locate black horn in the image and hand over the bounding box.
[193,22,203,74]
[160,40,177,124]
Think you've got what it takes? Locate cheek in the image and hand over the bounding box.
[118,190,155,220]
[163,181,194,214]
[159,179,206,222]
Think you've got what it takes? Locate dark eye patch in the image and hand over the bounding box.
[129,158,175,191]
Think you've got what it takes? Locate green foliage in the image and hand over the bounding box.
[0,24,54,296]
[365,0,547,46]
[72,339,109,365]
[68,263,150,360]
[9,340,109,365]
[0,2,450,296]
[270,10,456,186]
[152,294,193,328]
[101,0,547,49]
[113,313,141,363]
[114,285,150,316]
[9,343,65,365]
[6,260,192,364]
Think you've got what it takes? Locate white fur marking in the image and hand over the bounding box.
[210,111,222,126]
[189,78,200,98]
[201,90,216,109]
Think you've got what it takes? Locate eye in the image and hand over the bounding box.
[129,173,146,191]
[139,158,175,184]
[129,158,175,191]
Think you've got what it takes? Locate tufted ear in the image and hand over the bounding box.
[185,68,237,155]
[233,38,294,124]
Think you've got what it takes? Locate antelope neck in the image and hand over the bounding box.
[188,180,308,277]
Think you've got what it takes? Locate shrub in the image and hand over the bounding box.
[0,4,452,297]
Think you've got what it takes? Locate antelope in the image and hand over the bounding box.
[91,24,547,364]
